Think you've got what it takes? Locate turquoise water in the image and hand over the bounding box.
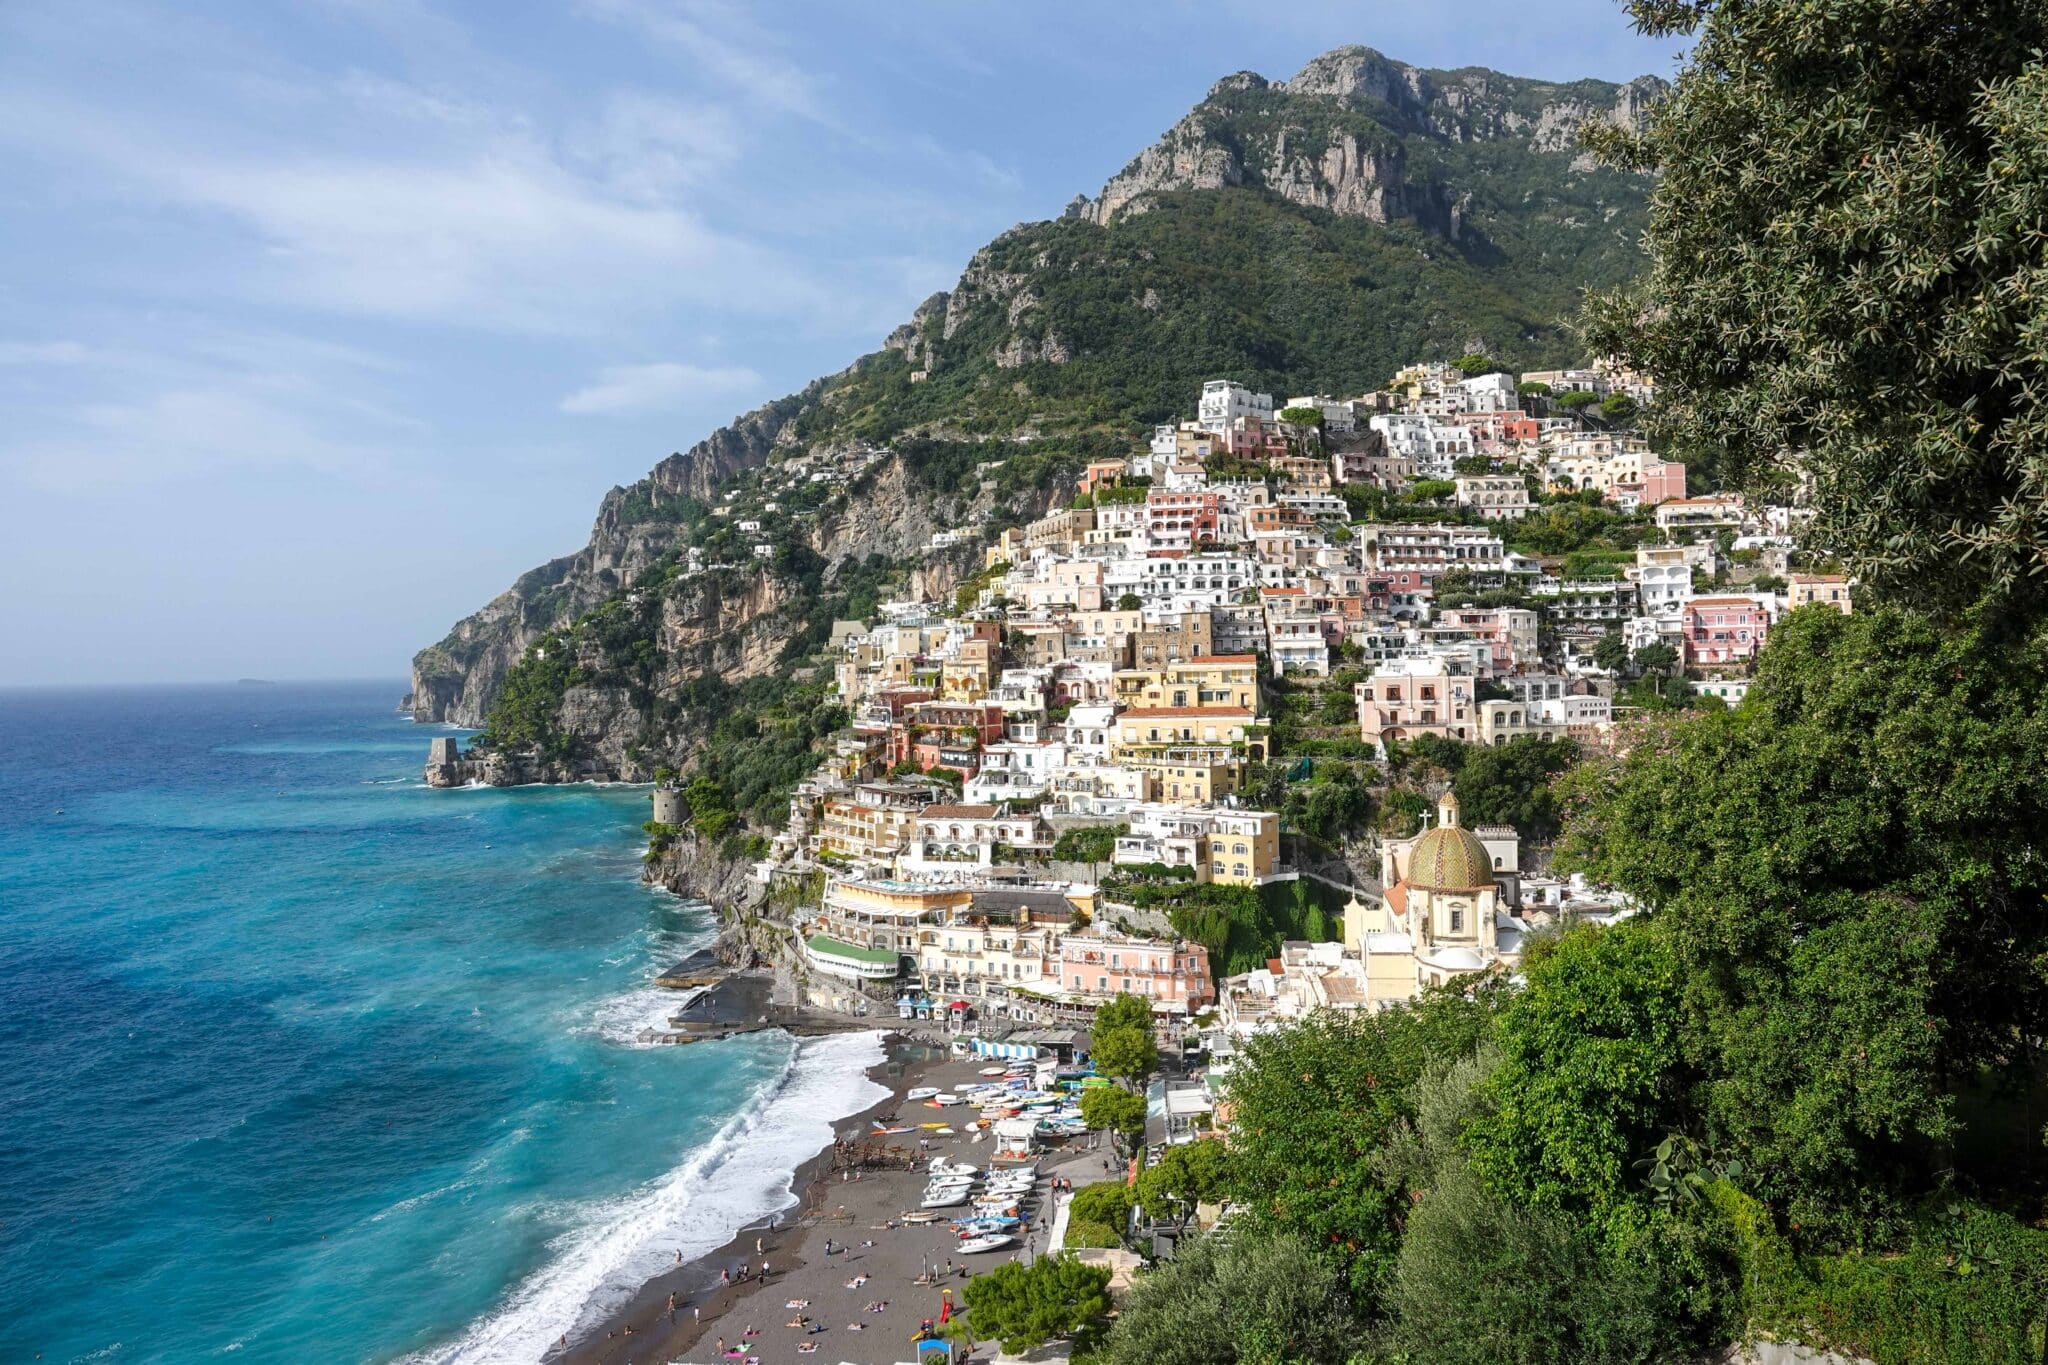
[0,682,883,1364]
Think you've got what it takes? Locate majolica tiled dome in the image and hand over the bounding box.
[1407,792,1494,891]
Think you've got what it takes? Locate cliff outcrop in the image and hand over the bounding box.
[1066,47,1664,231]
[409,382,829,727]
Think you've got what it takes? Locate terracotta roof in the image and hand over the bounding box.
[1385,881,1409,915]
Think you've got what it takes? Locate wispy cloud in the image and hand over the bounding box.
[4,385,403,495]
[1,91,829,336]
[0,340,94,365]
[559,361,763,416]
[575,0,833,124]
[569,92,742,201]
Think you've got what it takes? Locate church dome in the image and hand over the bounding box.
[1406,792,1495,892]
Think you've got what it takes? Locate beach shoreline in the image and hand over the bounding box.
[554,1029,951,1364]
[559,1040,1101,1365]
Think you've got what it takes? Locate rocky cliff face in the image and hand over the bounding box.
[643,833,765,914]
[1067,47,1664,230]
[409,383,827,726]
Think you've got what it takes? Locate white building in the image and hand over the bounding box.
[1197,380,1274,432]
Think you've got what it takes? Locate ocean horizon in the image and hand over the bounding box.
[0,680,884,1364]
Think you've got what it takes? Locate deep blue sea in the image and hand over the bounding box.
[0,681,884,1364]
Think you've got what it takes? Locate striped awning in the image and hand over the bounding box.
[970,1039,1040,1061]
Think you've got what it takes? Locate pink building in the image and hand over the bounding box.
[1429,607,1539,672]
[1683,596,1771,667]
[1607,458,1687,509]
[1354,656,1477,753]
[1060,930,1214,1012]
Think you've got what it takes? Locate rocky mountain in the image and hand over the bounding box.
[1070,47,1663,233]
[409,42,1660,791]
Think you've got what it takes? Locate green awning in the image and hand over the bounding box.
[805,934,898,966]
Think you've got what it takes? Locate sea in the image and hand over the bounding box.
[0,680,887,1364]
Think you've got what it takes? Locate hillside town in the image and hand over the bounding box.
[690,357,1849,1064]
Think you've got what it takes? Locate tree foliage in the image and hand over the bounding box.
[1068,1180,1138,1248]
[1391,1159,1688,1365]
[960,1253,1112,1353]
[1090,992,1161,1087]
[1555,605,2048,1232]
[1080,1085,1148,1149]
[1097,1229,1362,1365]
[1134,1138,1230,1225]
[1220,992,1500,1299]
[1466,919,1685,1225]
[1583,0,2048,621]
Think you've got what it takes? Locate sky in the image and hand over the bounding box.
[0,1,1685,685]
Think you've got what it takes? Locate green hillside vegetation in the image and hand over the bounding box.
[786,187,1642,451]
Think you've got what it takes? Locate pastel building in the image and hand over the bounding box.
[1787,574,1852,615]
[1059,929,1214,1014]
[1354,655,1478,754]
[1683,596,1772,668]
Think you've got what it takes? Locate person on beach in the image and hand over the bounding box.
[720,1268,730,1286]
[761,1259,770,1279]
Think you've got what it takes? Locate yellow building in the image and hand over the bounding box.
[1203,809,1279,885]
[1125,752,1239,805]
[1787,574,1852,614]
[939,639,995,700]
[1110,705,1267,758]
[1112,654,1260,712]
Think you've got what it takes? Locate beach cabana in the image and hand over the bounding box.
[991,1115,1039,1161]
[970,1038,1040,1061]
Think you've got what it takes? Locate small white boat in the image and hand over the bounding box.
[929,1160,977,1177]
[978,1066,1007,1076]
[903,1210,946,1224]
[906,1087,941,1101]
[933,1093,961,1106]
[920,1190,970,1209]
[958,1234,1014,1254]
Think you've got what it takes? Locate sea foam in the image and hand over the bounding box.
[400,1029,889,1364]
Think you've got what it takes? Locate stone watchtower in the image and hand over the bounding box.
[424,736,470,788]
[652,787,686,826]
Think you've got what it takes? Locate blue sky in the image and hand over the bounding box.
[0,1,1683,685]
